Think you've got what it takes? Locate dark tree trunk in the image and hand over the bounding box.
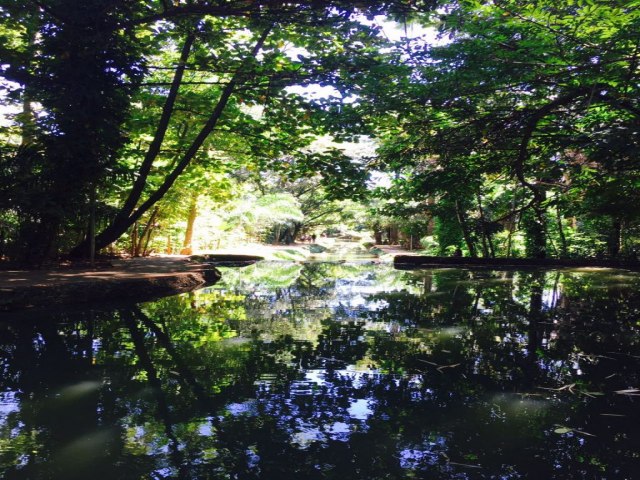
[476,193,491,257]
[608,219,622,258]
[455,200,477,257]
[556,205,568,257]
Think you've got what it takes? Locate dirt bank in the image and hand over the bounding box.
[0,255,223,312]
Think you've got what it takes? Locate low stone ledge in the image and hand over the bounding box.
[394,255,640,270]
[189,254,264,267]
[0,269,221,312]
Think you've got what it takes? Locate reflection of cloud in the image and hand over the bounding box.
[398,447,445,470]
[304,369,327,387]
[289,399,371,448]
[291,427,325,449]
[347,398,372,420]
[55,428,117,471]
[0,391,20,421]
[198,422,214,437]
[286,84,342,100]
[328,421,350,442]
[542,286,562,309]
[226,400,258,417]
[57,380,103,401]
[0,104,20,127]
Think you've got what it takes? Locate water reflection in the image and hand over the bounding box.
[1,263,639,479]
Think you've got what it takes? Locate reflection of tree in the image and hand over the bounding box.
[0,314,126,479]
[132,305,211,407]
[1,267,639,479]
[365,268,640,399]
[122,309,187,478]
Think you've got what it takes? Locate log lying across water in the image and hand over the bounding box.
[394,255,640,270]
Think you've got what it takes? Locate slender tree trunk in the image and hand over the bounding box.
[455,200,476,257]
[19,95,36,147]
[19,25,37,147]
[505,223,514,258]
[521,192,547,259]
[522,204,547,259]
[122,312,186,476]
[608,219,622,258]
[523,273,544,388]
[479,194,496,257]
[132,306,212,407]
[142,227,155,256]
[422,273,432,294]
[111,32,196,227]
[180,194,198,255]
[273,225,281,245]
[476,192,490,257]
[511,96,587,259]
[427,197,436,235]
[292,222,303,243]
[136,207,159,256]
[89,185,96,265]
[130,222,138,257]
[389,226,399,244]
[556,205,568,257]
[488,232,495,257]
[505,187,520,258]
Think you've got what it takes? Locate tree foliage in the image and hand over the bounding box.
[2,0,640,260]
[0,0,427,262]
[371,0,640,258]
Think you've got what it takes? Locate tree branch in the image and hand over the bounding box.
[121,25,274,234]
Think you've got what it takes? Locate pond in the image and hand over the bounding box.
[1,259,639,479]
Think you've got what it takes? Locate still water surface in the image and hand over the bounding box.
[1,260,639,479]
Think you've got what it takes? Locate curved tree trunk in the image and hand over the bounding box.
[70,26,272,257]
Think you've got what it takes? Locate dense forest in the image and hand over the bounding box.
[1,0,639,264]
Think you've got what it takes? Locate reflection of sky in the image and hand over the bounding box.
[226,369,379,449]
[347,398,372,420]
[225,400,258,417]
[542,286,561,309]
[92,339,102,356]
[288,395,373,449]
[0,391,19,423]
[398,447,441,469]
[212,263,419,324]
[329,275,408,318]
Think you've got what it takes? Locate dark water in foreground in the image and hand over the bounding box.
[1,261,639,479]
